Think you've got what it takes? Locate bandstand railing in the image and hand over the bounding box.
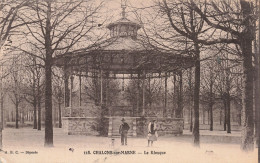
[64,106,101,117]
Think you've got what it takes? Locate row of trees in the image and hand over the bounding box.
[200,55,242,133]
[133,0,258,151]
[0,0,105,147]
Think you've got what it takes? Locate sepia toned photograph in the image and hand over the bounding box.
[0,0,259,162]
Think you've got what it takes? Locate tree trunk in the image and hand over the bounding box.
[44,59,53,146]
[188,70,193,132]
[238,109,242,126]
[104,75,108,107]
[176,71,183,118]
[93,70,98,105]
[136,73,140,116]
[33,98,37,129]
[172,75,176,118]
[64,67,70,107]
[44,1,53,147]
[0,127,2,149]
[53,106,56,128]
[0,95,2,149]
[240,38,254,151]
[142,71,146,116]
[254,67,259,143]
[190,106,193,132]
[15,101,19,129]
[255,2,260,148]
[220,109,222,125]
[239,0,254,152]
[37,74,41,130]
[207,109,210,125]
[21,111,24,124]
[193,44,200,147]
[79,74,82,107]
[226,93,231,133]
[11,111,14,122]
[32,69,37,129]
[58,102,62,128]
[209,102,213,131]
[164,73,167,117]
[223,99,227,131]
[202,106,205,124]
[209,72,214,131]
[148,76,152,112]
[37,97,41,130]
[1,94,4,130]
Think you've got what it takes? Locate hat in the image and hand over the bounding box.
[121,118,125,122]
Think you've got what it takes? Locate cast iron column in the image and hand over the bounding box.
[79,73,82,107]
[142,71,146,116]
[70,75,74,115]
[164,72,168,117]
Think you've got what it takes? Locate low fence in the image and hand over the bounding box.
[184,123,241,131]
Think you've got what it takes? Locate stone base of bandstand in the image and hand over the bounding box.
[137,117,184,137]
[62,117,108,135]
[62,116,184,137]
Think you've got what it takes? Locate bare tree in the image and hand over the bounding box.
[200,60,218,131]
[214,52,241,134]
[0,0,33,150]
[7,55,25,129]
[23,56,38,129]
[0,0,33,48]
[191,0,257,151]
[152,0,224,147]
[148,0,256,150]
[52,69,64,128]
[16,0,105,146]
[0,60,12,128]
[23,54,44,130]
[147,78,163,115]
[186,68,194,132]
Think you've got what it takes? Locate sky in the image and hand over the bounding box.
[100,0,154,24]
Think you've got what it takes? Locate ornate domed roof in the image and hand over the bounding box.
[95,36,149,51]
[106,2,141,39]
[106,17,141,30]
[53,1,196,76]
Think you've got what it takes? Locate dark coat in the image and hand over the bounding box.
[119,122,130,134]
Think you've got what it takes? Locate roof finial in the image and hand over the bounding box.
[121,0,127,18]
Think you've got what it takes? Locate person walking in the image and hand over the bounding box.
[147,119,157,147]
[119,118,130,145]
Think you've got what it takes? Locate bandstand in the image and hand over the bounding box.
[54,3,195,137]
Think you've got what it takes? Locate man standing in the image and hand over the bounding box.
[119,118,130,145]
